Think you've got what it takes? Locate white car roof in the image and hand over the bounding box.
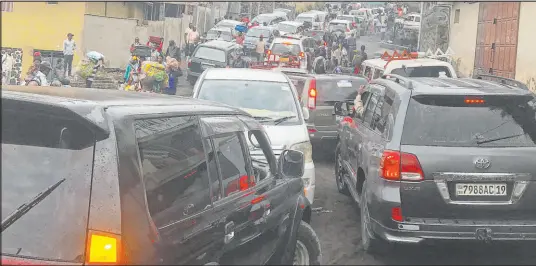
[217,20,241,26]
[363,58,455,71]
[297,13,316,18]
[329,19,351,24]
[204,68,289,83]
[272,37,302,45]
[280,21,303,26]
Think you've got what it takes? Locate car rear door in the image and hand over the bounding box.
[399,94,536,221]
[134,116,221,265]
[310,78,366,134]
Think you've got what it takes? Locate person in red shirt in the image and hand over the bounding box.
[235,32,245,45]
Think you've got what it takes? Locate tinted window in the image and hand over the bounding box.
[402,95,536,147]
[203,138,222,202]
[371,90,393,135]
[390,66,452,78]
[272,43,301,56]
[247,27,271,38]
[2,107,95,262]
[194,46,226,62]
[316,78,367,106]
[363,91,380,126]
[136,116,212,228]
[212,133,249,197]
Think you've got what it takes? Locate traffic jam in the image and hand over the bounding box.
[2,1,536,265]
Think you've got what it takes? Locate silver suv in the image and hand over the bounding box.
[334,74,536,252]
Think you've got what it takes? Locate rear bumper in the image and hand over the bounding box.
[308,126,338,147]
[372,218,536,243]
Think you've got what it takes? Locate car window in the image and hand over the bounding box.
[363,91,380,126]
[390,66,452,78]
[373,69,383,79]
[277,23,298,33]
[316,78,367,106]
[272,43,301,56]
[198,79,300,125]
[363,66,373,80]
[370,86,393,135]
[2,106,96,261]
[135,116,212,228]
[211,133,251,197]
[194,46,226,63]
[402,95,536,147]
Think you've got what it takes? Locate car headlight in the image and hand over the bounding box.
[289,141,313,163]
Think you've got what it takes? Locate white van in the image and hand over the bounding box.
[296,12,322,30]
[192,68,316,204]
[306,10,328,29]
[360,56,458,81]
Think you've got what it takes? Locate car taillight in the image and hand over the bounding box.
[86,231,121,264]
[379,150,424,181]
[391,207,403,222]
[299,51,305,57]
[266,50,272,55]
[307,78,317,110]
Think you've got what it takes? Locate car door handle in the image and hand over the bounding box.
[183,203,194,216]
[224,221,235,244]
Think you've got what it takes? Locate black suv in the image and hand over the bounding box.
[1,85,321,265]
[333,74,536,252]
[187,40,244,85]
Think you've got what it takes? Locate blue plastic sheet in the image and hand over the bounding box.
[235,24,247,33]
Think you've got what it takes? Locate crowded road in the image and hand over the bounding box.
[171,35,536,264]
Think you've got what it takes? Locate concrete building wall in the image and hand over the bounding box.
[1,2,86,81]
[448,2,479,78]
[82,14,191,69]
[85,2,142,20]
[515,2,536,93]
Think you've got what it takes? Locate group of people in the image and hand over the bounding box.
[123,37,184,95]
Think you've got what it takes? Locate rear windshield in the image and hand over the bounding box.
[316,79,367,106]
[402,95,536,147]
[247,28,271,38]
[2,106,96,262]
[302,31,324,41]
[277,23,298,33]
[194,46,226,63]
[253,15,274,24]
[390,66,452,78]
[296,16,314,23]
[272,43,301,56]
[337,16,353,21]
[207,30,233,42]
[329,23,348,32]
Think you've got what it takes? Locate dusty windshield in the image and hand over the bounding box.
[277,23,298,33]
[247,27,271,38]
[197,80,300,125]
[296,16,314,23]
[206,30,232,41]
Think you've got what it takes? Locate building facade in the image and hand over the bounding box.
[448,2,536,92]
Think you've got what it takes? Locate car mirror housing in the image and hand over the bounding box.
[278,149,305,179]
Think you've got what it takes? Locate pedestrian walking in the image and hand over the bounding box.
[63,33,76,77]
[165,40,181,62]
[255,35,266,62]
[164,57,182,95]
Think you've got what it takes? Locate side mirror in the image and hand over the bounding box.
[278,149,305,178]
[333,101,349,116]
[302,106,310,120]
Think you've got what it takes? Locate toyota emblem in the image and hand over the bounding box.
[474,158,491,169]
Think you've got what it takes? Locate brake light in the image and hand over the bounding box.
[266,50,272,55]
[307,78,317,110]
[379,150,424,181]
[86,231,120,264]
[308,128,317,133]
[391,207,403,222]
[299,52,305,57]
[464,98,485,104]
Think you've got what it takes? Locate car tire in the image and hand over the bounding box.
[294,221,322,265]
[335,144,350,196]
[360,179,390,254]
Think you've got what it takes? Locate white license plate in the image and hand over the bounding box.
[455,183,507,196]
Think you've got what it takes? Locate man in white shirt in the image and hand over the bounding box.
[2,49,14,85]
[63,33,76,77]
[187,26,200,57]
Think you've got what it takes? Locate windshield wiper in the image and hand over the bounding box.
[1,178,66,232]
[253,116,273,121]
[475,133,526,145]
[274,116,297,125]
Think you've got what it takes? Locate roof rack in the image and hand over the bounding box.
[475,74,530,92]
[381,74,414,90]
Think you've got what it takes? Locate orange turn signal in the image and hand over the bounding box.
[87,231,120,264]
